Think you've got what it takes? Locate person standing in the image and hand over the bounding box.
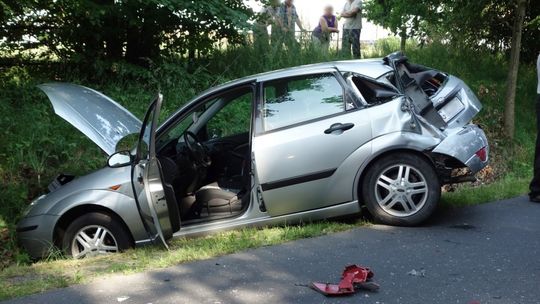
[312,5,339,52]
[340,0,362,58]
[529,53,540,202]
[276,0,304,48]
[254,0,280,49]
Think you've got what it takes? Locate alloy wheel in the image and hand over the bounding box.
[70,225,119,259]
[374,164,428,217]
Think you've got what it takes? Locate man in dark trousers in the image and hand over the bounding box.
[529,52,540,202]
[340,0,362,58]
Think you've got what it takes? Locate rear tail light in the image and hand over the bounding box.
[475,147,487,162]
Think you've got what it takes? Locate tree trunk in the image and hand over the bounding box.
[400,26,407,51]
[124,3,161,65]
[504,0,527,139]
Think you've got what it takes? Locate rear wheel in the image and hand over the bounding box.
[362,153,440,226]
[62,212,133,259]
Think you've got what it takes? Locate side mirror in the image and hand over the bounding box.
[107,151,133,168]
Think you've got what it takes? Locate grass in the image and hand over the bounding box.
[0,38,538,299]
[442,177,529,208]
[0,221,359,301]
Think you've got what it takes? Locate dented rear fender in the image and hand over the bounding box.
[432,124,489,174]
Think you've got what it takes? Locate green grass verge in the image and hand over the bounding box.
[0,221,359,301]
[441,177,529,208]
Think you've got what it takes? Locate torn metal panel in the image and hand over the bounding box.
[432,78,482,129]
[432,125,489,174]
[310,265,379,297]
[369,98,418,137]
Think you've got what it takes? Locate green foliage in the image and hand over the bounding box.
[365,0,540,61]
[207,92,252,138]
[365,0,439,43]
[0,0,255,63]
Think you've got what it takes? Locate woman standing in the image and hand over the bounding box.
[312,5,339,51]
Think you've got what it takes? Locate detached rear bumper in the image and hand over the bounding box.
[432,124,489,174]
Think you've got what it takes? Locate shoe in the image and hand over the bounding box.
[529,195,540,203]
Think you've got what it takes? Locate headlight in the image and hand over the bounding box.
[22,194,46,217]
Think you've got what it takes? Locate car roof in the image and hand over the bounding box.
[199,58,392,96]
[158,59,393,132]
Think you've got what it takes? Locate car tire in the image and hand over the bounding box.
[62,212,133,259]
[362,153,440,226]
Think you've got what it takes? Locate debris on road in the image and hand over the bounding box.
[407,269,426,277]
[310,265,379,296]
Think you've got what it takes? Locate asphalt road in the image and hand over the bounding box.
[5,196,540,304]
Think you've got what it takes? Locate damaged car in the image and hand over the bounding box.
[17,52,489,259]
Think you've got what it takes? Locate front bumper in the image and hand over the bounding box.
[16,214,60,259]
[432,124,489,174]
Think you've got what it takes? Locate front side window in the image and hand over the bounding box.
[156,87,253,150]
[262,73,345,132]
[206,90,252,139]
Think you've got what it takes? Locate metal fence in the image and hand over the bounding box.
[246,30,343,51]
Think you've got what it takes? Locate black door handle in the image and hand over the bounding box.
[324,123,355,134]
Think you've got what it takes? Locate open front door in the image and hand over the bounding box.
[131,94,181,248]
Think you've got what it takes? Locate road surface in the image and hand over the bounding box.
[4,196,540,303]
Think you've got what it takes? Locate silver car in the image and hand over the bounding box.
[17,53,489,259]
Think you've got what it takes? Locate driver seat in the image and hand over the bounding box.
[195,182,245,215]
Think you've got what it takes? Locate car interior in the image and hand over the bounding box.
[344,72,399,106]
[155,87,254,225]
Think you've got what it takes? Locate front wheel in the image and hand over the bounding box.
[362,153,441,226]
[62,212,133,259]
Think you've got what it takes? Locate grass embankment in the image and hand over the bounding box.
[0,221,358,300]
[0,40,537,299]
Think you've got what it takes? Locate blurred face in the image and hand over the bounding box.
[285,0,293,6]
[324,6,334,16]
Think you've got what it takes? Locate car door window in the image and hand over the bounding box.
[262,73,345,132]
[207,91,252,139]
[156,104,209,151]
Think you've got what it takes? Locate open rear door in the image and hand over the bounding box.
[131,94,181,248]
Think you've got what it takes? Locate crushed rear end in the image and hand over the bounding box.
[384,52,489,184]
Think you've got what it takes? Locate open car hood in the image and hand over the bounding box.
[38,83,142,156]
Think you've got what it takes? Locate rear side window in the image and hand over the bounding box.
[350,75,398,105]
[262,73,344,131]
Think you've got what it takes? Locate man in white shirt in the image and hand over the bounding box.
[529,53,540,202]
[341,0,362,58]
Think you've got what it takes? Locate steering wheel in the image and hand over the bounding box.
[183,131,212,168]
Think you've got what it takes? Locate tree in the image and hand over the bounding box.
[365,0,539,62]
[426,0,538,62]
[364,0,441,51]
[504,0,528,139]
[0,0,254,64]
